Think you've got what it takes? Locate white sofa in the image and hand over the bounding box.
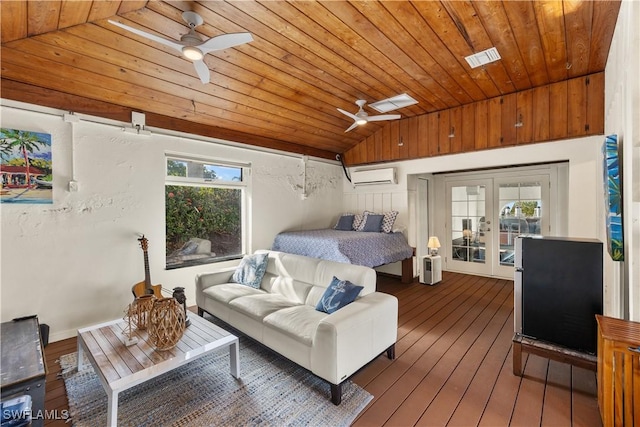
[195,250,398,405]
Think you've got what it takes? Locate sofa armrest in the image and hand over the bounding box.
[311,292,398,385]
[195,267,236,293]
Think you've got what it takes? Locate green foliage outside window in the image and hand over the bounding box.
[165,185,241,257]
[510,201,539,217]
[167,159,186,177]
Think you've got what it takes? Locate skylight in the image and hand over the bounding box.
[369,93,418,113]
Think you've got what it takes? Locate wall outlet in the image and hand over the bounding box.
[68,180,78,192]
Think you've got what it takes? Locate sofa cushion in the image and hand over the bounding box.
[229,294,299,321]
[263,305,327,346]
[203,283,265,304]
[231,252,269,288]
[315,276,364,314]
[254,249,378,302]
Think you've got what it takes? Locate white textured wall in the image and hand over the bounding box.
[604,0,640,321]
[342,172,415,276]
[0,101,343,341]
[345,136,605,290]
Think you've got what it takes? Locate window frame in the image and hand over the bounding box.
[164,154,250,269]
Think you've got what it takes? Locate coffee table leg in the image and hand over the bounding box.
[229,338,240,378]
[77,334,85,370]
[107,391,118,427]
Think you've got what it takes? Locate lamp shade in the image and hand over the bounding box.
[427,236,441,250]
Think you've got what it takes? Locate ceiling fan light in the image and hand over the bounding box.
[182,45,203,61]
[356,118,367,125]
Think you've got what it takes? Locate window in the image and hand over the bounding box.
[165,155,248,269]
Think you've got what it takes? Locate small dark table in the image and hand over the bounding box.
[1,316,46,427]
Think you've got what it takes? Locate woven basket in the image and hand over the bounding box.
[132,294,156,331]
[148,297,186,351]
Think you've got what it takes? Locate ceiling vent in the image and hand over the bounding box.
[464,47,501,69]
[369,93,418,113]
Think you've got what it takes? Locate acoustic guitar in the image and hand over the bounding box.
[132,235,163,299]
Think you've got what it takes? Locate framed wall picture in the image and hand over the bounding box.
[602,134,624,261]
[0,128,52,204]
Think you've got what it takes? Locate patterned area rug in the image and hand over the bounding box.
[60,317,372,426]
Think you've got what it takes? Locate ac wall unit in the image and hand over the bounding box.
[351,167,397,185]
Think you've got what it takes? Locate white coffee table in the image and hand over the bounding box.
[77,313,239,426]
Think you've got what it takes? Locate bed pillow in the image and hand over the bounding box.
[231,252,269,289]
[316,276,364,314]
[360,213,384,232]
[352,212,365,231]
[381,211,399,233]
[334,214,355,231]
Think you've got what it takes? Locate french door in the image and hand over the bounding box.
[445,175,549,278]
[446,179,493,276]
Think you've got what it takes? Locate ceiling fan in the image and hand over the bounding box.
[108,11,253,84]
[337,100,401,132]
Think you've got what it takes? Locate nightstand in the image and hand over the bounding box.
[420,255,442,285]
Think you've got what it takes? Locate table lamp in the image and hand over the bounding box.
[427,236,441,256]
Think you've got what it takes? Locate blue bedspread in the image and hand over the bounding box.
[272,229,414,268]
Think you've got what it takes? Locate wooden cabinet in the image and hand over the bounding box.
[549,80,568,140]
[500,93,517,147]
[427,112,439,157]
[516,89,533,144]
[487,97,502,148]
[474,99,489,150]
[343,72,605,166]
[438,109,451,155]
[460,103,475,152]
[417,114,430,158]
[596,315,640,427]
[532,85,550,141]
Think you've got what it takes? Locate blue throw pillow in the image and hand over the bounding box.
[360,213,384,232]
[231,252,269,289]
[334,214,355,231]
[316,276,364,314]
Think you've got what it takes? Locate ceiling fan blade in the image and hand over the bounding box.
[344,122,359,133]
[337,108,361,122]
[199,32,254,55]
[108,20,184,53]
[367,114,401,122]
[193,60,210,84]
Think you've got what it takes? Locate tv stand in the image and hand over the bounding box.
[512,333,596,376]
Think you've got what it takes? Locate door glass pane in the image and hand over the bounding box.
[498,182,542,266]
[451,185,486,264]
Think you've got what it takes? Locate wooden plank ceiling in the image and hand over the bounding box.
[0,0,621,160]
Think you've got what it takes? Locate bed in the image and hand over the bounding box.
[271,228,415,283]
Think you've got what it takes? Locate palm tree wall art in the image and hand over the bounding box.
[0,128,52,204]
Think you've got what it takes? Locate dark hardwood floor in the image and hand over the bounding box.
[42,271,601,426]
[352,272,601,427]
